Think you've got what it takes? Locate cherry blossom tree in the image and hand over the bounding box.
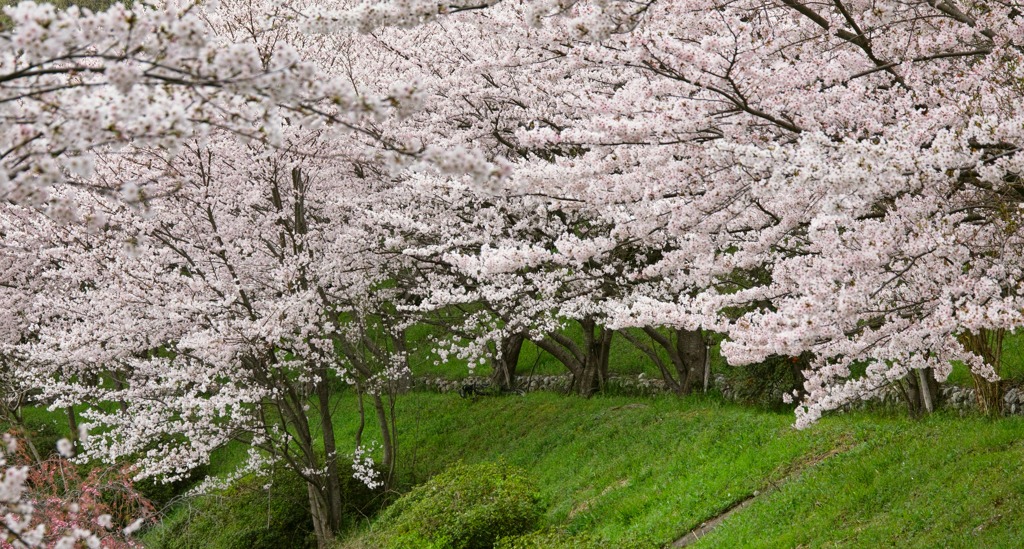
[352,0,1024,419]
[3,131,399,547]
[0,1,433,545]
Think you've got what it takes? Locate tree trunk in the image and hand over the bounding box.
[904,367,940,417]
[66,406,79,453]
[959,329,1005,416]
[575,320,612,397]
[676,328,707,394]
[315,376,344,537]
[307,483,334,549]
[490,332,525,390]
[372,393,396,489]
[917,369,934,415]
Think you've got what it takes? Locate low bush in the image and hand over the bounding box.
[365,461,543,549]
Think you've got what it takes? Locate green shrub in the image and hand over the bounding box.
[370,461,543,549]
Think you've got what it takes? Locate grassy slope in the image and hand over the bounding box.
[12,326,1021,547]
[330,393,1024,548]
[702,414,1024,548]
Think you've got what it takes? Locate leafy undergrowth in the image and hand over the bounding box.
[141,467,317,549]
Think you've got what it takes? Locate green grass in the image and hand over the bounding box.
[13,328,1024,548]
[325,393,1024,548]
[100,387,1024,548]
[332,393,836,545]
[701,413,1024,548]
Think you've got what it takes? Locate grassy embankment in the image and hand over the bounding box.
[135,391,1024,548]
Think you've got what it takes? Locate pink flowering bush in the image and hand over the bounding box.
[1,432,153,548]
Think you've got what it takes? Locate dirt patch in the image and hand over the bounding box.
[610,403,650,411]
[670,495,757,548]
[568,478,631,520]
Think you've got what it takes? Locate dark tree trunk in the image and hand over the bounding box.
[676,328,708,394]
[315,377,344,539]
[904,367,940,417]
[574,319,612,397]
[490,332,525,390]
[66,406,79,453]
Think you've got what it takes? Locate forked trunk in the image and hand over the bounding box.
[574,320,612,397]
[307,483,335,549]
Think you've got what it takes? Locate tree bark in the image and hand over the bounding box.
[490,332,525,390]
[574,319,612,397]
[315,376,344,539]
[372,393,396,489]
[676,328,708,394]
[904,367,940,417]
[959,329,1005,416]
[66,406,79,453]
[307,483,334,549]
